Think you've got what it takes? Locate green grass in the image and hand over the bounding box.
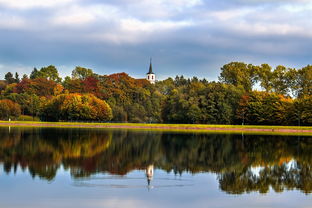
[0,120,311,136]
[17,115,40,121]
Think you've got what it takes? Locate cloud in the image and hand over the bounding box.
[0,0,75,9]
[0,0,312,80]
[50,4,120,26]
[120,19,192,33]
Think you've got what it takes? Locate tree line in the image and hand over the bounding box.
[0,62,311,125]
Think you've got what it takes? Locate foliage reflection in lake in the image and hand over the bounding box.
[1,127,312,195]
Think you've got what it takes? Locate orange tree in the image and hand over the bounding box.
[0,99,21,120]
[41,93,112,121]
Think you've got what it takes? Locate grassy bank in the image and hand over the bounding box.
[0,121,311,136]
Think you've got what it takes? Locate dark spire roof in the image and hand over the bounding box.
[147,58,154,74]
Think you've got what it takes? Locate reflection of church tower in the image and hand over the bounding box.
[146,164,154,186]
[147,58,156,84]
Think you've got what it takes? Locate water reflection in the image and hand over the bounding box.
[146,164,154,188]
[0,127,312,194]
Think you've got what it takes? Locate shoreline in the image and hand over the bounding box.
[0,121,311,135]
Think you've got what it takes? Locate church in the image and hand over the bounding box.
[146,59,156,84]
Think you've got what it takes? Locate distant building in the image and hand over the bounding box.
[146,59,156,84]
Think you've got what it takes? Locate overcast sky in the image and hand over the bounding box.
[0,0,312,80]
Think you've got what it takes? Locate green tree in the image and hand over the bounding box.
[72,66,94,80]
[296,65,312,97]
[295,96,312,126]
[39,65,62,82]
[15,72,20,83]
[219,62,257,92]
[256,64,273,92]
[5,72,16,84]
[30,68,39,79]
[271,65,294,96]
[30,66,61,83]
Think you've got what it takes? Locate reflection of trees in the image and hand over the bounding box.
[67,130,163,177]
[0,128,112,180]
[219,162,312,194]
[1,127,312,194]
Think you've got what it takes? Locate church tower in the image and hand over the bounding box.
[147,58,156,84]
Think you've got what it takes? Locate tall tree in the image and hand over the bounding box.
[15,72,20,83]
[219,62,257,92]
[271,65,294,96]
[296,65,312,98]
[256,64,273,92]
[30,68,39,79]
[5,72,16,84]
[71,66,94,80]
[30,66,61,83]
[39,65,62,82]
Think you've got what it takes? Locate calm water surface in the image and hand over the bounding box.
[0,127,312,208]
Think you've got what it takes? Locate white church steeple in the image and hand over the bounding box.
[147,58,156,84]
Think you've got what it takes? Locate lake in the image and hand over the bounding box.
[0,127,312,208]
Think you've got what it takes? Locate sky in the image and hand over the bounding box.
[0,0,312,80]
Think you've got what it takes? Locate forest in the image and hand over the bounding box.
[0,62,311,125]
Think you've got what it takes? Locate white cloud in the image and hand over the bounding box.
[281,2,312,12]
[90,18,193,44]
[208,8,253,21]
[116,0,202,19]
[120,18,193,32]
[50,4,120,26]
[0,0,74,9]
[203,2,312,38]
[51,6,96,26]
[154,0,202,10]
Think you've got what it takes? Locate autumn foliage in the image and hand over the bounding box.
[0,99,21,120]
[42,93,112,121]
[0,63,311,125]
[15,78,58,97]
[236,91,294,125]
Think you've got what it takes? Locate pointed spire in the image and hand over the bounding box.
[147,58,154,74]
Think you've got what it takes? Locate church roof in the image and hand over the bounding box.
[147,59,154,74]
